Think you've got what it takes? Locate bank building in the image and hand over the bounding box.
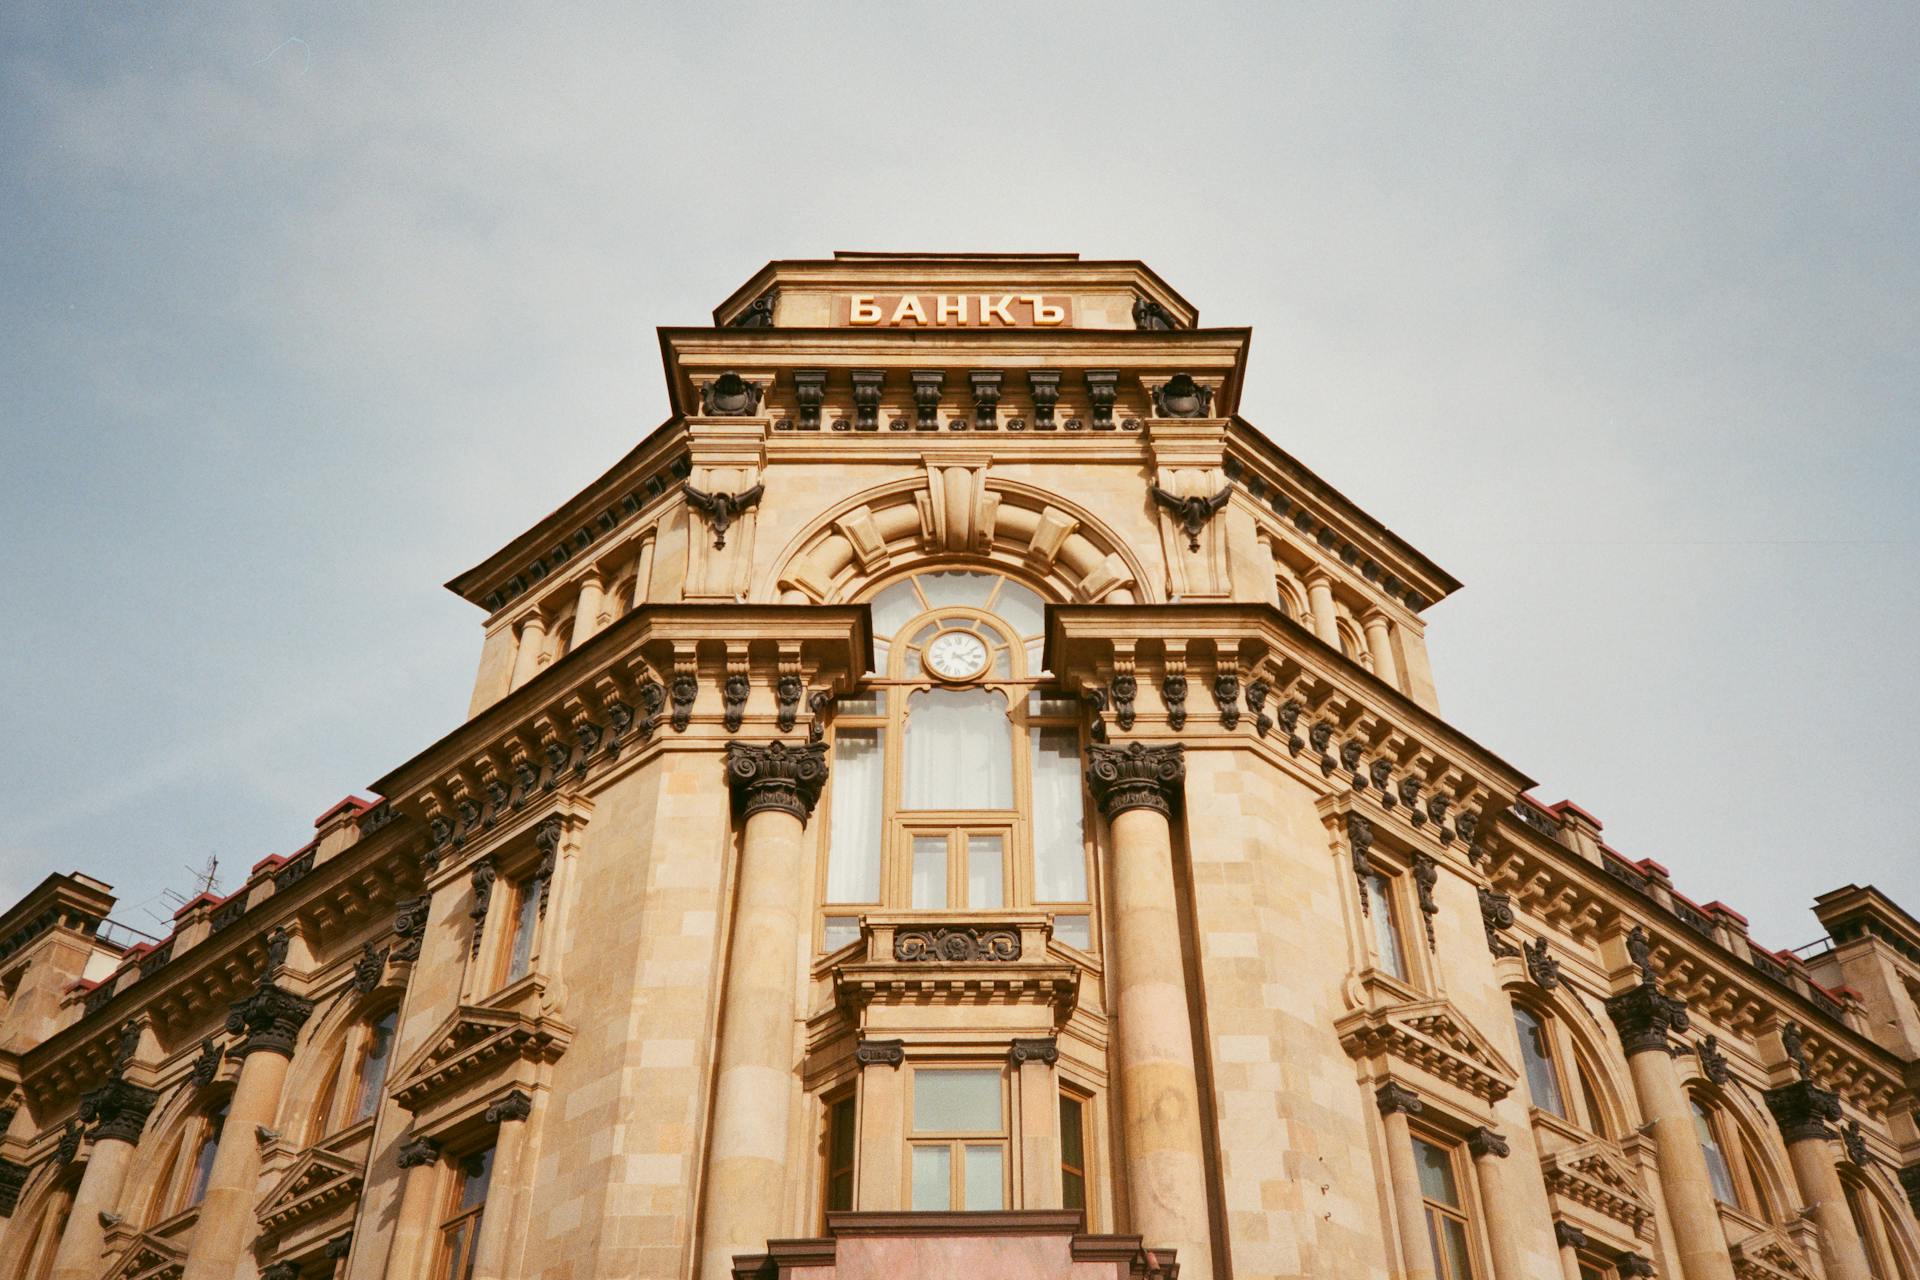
[2,253,1918,1280]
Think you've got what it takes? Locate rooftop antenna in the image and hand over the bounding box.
[143,855,223,929]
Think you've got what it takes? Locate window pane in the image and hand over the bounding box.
[1512,1006,1566,1118]
[910,1145,951,1211]
[1438,1215,1474,1280]
[991,580,1047,638]
[1690,1100,1738,1205]
[912,837,947,909]
[967,835,1004,909]
[868,582,922,638]
[1413,1139,1459,1206]
[1028,691,1079,717]
[187,1101,229,1207]
[917,570,996,608]
[1031,726,1087,901]
[1577,1063,1608,1137]
[1053,915,1091,951]
[821,916,860,952]
[913,1069,1001,1132]
[353,1010,399,1122]
[838,689,887,717]
[963,1145,1005,1210]
[457,1147,495,1211]
[826,1097,856,1212]
[506,879,539,983]
[903,689,1012,810]
[1060,1094,1086,1212]
[1367,875,1406,979]
[826,729,885,902]
[440,1219,477,1280]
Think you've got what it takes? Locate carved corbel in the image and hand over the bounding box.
[1213,663,1241,730]
[850,369,884,432]
[1027,370,1061,428]
[1109,650,1138,732]
[722,645,752,734]
[911,369,945,430]
[969,370,1002,430]
[507,737,541,809]
[1161,645,1189,732]
[473,754,510,830]
[670,645,699,732]
[792,369,826,430]
[532,715,570,792]
[696,371,764,417]
[916,455,999,554]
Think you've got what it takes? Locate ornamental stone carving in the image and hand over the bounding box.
[894,926,1020,963]
[725,741,829,823]
[225,982,316,1058]
[1412,852,1439,949]
[1465,1126,1509,1159]
[396,1135,442,1169]
[485,1090,533,1124]
[1084,742,1185,819]
[1151,372,1213,418]
[349,942,388,998]
[1009,1037,1059,1066]
[54,1120,83,1165]
[391,894,431,963]
[1348,814,1375,905]
[1213,672,1240,729]
[854,1038,904,1068]
[1150,483,1230,553]
[722,672,751,732]
[260,1263,300,1280]
[1697,1034,1731,1085]
[188,1035,223,1088]
[1842,1119,1871,1166]
[776,674,805,733]
[1161,674,1188,731]
[696,371,764,417]
[1616,1254,1656,1278]
[78,1076,158,1145]
[324,1232,354,1261]
[1554,1221,1589,1251]
[1109,673,1137,731]
[1605,981,1690,1057]
[1479,887,1520,958]
[1524,936,1562,991]
[670,672,698,732]
[684,484,764,551]
[1763,1078,1842,1144]
[1375,1081,1423,1116]
[1899,1163,1920,1217]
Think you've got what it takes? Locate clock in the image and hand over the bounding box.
[924,629,989,681]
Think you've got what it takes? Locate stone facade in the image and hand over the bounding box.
[0,253,1915,1280]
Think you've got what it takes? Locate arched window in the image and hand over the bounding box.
[309,1006,400,1141]
[1845,1175,1916,1279]
[820,569,1092,951]
[184,1097,230,1209]
[1689,1094,1778,1220]
[1509,999,1612,1137]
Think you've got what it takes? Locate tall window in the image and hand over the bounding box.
[1060,1090,1089,1214]
[909,1067,1006,1211]
[1413,1137,1480,1280]
[1366,873,1408,980]
[351,1009,400,1124]
[823,1092,856,1214]
[821,570,1091,950]
[1512,1005,1566,1119]
[186,1099,230,1208]
[436,1146,495,1280]
[1690,1098,1739,1206]
[502,875,540,986]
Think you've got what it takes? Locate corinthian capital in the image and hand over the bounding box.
[725,741,829,823]
[77,1077,158,1146]
[1084,742,1185,819]
[225,981,315,1058]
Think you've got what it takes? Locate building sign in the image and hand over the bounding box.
[837,293,1073,327]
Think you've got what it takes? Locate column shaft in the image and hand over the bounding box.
[1557,1241,1584,1280]
[1015,1052,1061,1211]
[1470,1148,1526,1280]
[508,614,548,690]
[48,1139,135,1280]
[1624,1047,1736,1280]
[1306,573,1340,647]
[382,1150,445,1279]
[1361,612,1401,689]
[1108,803,1212,1280]
[468,1111,532,1280]
[1784,1136,1873,1280]
[569,573,604,651]
[1379,1108,1438,1280]
[182,1050,291,1280]
[699,804,808,1280]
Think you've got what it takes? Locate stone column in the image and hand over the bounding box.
[1606,973,1736,1280]
[1085,742,1212,1280]
[852,1039,904,1211]
[632,537,656,609]
[569,570,605,652]
[469,1091,534,1280]
[1305,571,1340,647]
[508,613,548,691]
[1764,1079,1873,1280]
[1375,1083,1437,1280]
[1465,1127,1526,1280]
[48,1080,156,1280]
[699,742,828,1280]
[382,1136,444,1277]
[1011,1038,1062,1211]
[182,981,314,1280]
[1553,1221,1587,1280]
[1360,610,1401,689]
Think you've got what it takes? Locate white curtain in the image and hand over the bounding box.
[903,689,1012,810]
[825,729,884,901]
[1029,725,1086,900]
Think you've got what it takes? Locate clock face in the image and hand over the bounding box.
[925,629,989,680]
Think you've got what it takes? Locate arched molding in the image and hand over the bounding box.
[269,981,399,1144]
[1274,571,1308,622]
[765,476,1154,608]
[1843,1162,1920,1279]
[1504,978,1640,1139]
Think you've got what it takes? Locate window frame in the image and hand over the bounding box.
[1409,1130,1484,1280]
[816,569,1094,952]
[906,1063,1012,1212]
[1059,1084,1092,1219]
[433,1144,496,1280]
[822,1088,858,1218]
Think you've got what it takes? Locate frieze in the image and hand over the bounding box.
[1085,741,1184,819]
[894,927,1020,964]
[725,741,829,823]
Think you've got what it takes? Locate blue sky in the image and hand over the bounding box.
[2,4,1914,951]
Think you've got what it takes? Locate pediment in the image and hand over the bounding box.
[389,1004,572,1112]
[1731,1226,1815,1280]
[105,1234,185,1280]
[1540,1138,1655,1238]
[255,1147,363,1237]
[1336,996,1516,1102]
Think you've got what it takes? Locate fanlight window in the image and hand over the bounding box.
[821,569,1092,952]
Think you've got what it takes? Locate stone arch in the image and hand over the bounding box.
[765,474,1155,607]
[1683,1073,1797,1225]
